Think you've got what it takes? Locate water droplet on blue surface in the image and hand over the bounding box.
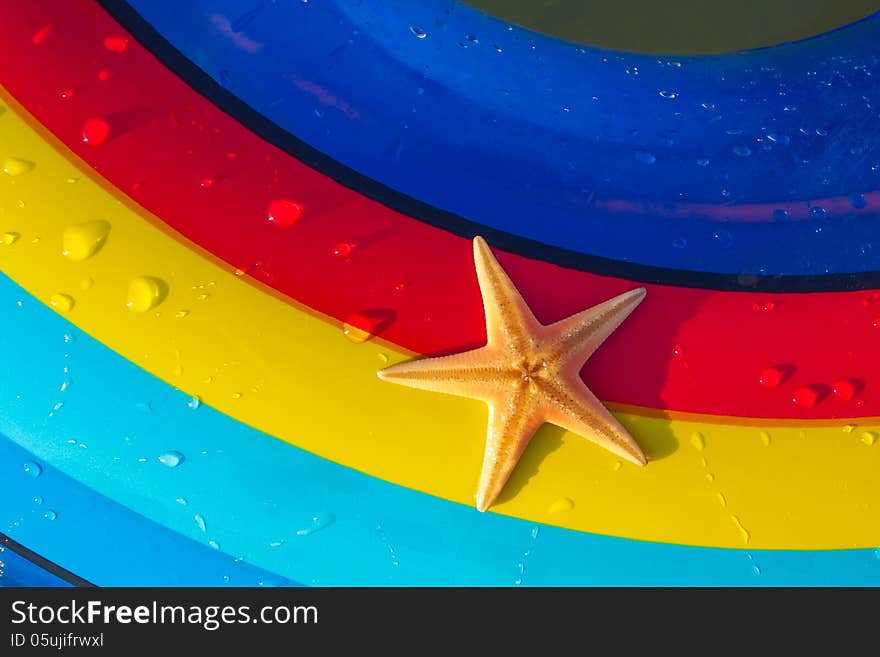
[634,151,656,164]
[23,462,42,477]
[733,145,752,157]
[296,512,335,536]
[849,193,868,209]
[43,510,57,521]
[158,451,185,468]
[809,206,828,220]
[194,514,207,532]
[409,26,426,39]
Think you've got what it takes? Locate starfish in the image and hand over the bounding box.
[378,237,648,512]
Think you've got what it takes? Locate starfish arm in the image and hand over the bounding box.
[540,377,646,466]
[543,287,646,366]
[377,347,508,403]
[472,236,541,351]
[476,385,544,512]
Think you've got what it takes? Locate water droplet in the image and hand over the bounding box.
[767,133,790,146]
[158,450,185,467]
[187,396,200,410]
[705,472,715,482]
[80,276,94,291]
[862,431,877,447]
[97,69,113,82]
[634,150,656,164]
[23,462,42,477]
[342,313,378,343]
[2,158,35,176]
[843,424,857,434]
[81,117,111,146]
[849,193,868,210]
[409,25,427,39]
[331,241,356,258]
[753,565,762,576]
[672,343,686,359]
[43,510,57,521]
[175,497,188,506]
[266,199,304,228]
[194,514,207,532]
[547,497,574,514]
[658,90,678,99]
[377,353,389,365]
[752,300,775,313]
[61,220,111,261]
[295,512,335,536]
[231,392,242,400]
[33,496,43,505]
[269,540,284,548]
[792,386,819,408]
[696,158,710,167]
[717,493,727,507]
[732,145,752,157]
[773,209,790,222]
[758,367,784,389]
[832,379,859,401]
[1,232,20,245]
[126,276,165,312]
[690,432,705,451]
[103,36,129,53]
[49,294,74,312]
[760,431,771,447]
[809,206,828,220]
[32,24,54,45]
[175,310,190,318]
[208,540,220,550]
[199,178,216,190]
[60,89,75,101]
[731,515,750,544]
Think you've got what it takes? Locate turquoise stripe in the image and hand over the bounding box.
[1,273,878,585]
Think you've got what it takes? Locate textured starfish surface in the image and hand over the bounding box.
[378,237,648,512]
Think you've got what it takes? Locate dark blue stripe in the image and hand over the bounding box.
[118,0,880,277]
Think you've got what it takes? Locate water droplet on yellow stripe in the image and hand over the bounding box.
[62,220,110,261]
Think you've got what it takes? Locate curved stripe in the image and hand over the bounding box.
[1,3,879,420]
[2,278,880,583]
[1,96,880,549]
[0,535,81,586]
[0,436,289,587]
[108,0,880,277]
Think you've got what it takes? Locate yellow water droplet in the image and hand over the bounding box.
[690,432,705,451]
[231,392,242,399]
[843,424,856,434]
[173,364,183,376]
[612,460,622,471]
[126,276,165,312]
[62,220,111,261]
[65,177,78,184]
[2,158,35,176]
[547,497,574,514]
[730,515,750,544]
[861,431,877,446]
[49,293,74,312]
[175,310,190,318]
[343,323,372,343]
[1,231,20,245]
[377,352,389,364]
[196,293,209,301]
[716,492,727,507]
[30,236,39,243]
[705,472,715,482]
[79,276,94,290]
[759,431,771,447]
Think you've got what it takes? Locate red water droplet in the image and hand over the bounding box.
[103,36,129,53]
[751,300,775,312]
[97,69,113,82]
[672,344,685,359]
[199,178,216,189]
[81,117,111,146]
[60,89,75,101]
[393,282,408,292]
[792,386,819,408]
[226,151,238,159]
[130,182,143,192]
[267,199,304,228]
[832,379,860,401]
[758,367,784,389]
[32,24,54,45]
[873,317,880,329]
[331,242,356,258]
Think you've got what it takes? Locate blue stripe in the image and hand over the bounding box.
[1,273,879,585]
[120,0,880,277]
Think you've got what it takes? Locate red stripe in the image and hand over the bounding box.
[1,0,877,419]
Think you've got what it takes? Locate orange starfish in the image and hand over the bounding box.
[378,237,647,512]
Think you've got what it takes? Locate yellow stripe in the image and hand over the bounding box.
[1,89,878,550]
